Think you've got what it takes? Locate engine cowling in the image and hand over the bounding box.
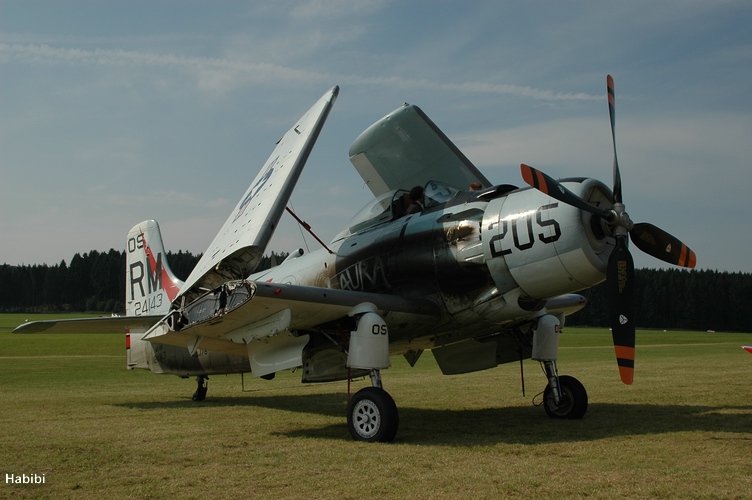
[482,178,613,299]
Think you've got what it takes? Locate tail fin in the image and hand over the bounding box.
[125,220,183,317]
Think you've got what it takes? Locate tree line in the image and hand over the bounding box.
[0,250,285,314]
[1,252,749,332]
[566,268,752,332]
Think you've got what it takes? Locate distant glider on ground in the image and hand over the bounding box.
[16,77,696,442]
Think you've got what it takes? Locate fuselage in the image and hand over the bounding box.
[252,179,615,354]
[128,178,614,377]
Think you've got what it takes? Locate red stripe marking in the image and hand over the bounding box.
[687,249,697,269]
[614,345,635,360]
[679,245,697,268]
[141,229,181,302]
[535,170,549,194]
[521,164,534,186]
[607,75,615,106]
[618,366,634,385]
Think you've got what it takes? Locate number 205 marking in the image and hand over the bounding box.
[489,203,561,258]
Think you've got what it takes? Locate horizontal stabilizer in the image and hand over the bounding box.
[13,315,163,334]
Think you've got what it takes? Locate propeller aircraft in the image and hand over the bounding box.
[15,76,696,442]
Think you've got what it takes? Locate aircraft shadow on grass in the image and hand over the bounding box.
[116,392,752,446]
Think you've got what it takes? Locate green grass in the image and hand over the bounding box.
[2,314,752,498]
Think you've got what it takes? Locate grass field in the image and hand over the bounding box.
[1,313,751,499]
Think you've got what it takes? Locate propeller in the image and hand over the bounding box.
[520,75,696,385]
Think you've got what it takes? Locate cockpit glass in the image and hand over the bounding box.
[424,180,460,208]
[343,190,400,236]
[331,181,461,243]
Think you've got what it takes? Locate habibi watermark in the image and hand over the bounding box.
[5,473,46,485]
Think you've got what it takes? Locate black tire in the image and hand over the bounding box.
[347,387,399,442]
[543,375,588,419]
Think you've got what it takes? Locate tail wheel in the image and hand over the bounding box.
[192,376,208,401]
[543,375,588,419]
[347,387,399,442]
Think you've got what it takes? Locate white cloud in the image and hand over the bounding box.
[0,42,600,101]
[456,112,752,202]
[290,0,389,19]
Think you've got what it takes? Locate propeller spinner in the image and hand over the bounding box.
[520,75,696,385]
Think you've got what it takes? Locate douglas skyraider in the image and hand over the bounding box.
[16,76,696,442]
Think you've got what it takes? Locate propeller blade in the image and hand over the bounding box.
[606,236,635,385]
[521,75,697,386]
[607,75,623,203]
[630,223,697,268]
[520,164,613,219]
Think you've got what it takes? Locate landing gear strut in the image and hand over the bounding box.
[345,306,398,442]
[192,375,208,401]
[347,369,399,442]
[533,314,588,419]
[541,362,587,419]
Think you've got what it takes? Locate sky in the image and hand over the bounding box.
[1,0,751,273]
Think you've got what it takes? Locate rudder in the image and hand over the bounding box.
[125,220,183,317]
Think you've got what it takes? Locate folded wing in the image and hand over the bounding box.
[179,86,339,299]
[141,281,441,352]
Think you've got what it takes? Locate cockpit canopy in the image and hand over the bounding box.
[332,180,461,242]
[424,180,461,207]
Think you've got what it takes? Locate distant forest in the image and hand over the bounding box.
[568,269,752,332]
[1,251,750,332]
[0,250,281,315]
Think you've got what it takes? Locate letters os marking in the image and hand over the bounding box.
[371,324,388,335]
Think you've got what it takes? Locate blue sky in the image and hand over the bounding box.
[1,1,751,272]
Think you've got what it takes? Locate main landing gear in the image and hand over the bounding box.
[345,306,398,442]
[347,369,399,442]
[192,375,208,401]
[541,362,588,419]
[534,314,588,419]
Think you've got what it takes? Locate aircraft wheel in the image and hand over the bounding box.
[347,387,399,442]
[543,375,588,419]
